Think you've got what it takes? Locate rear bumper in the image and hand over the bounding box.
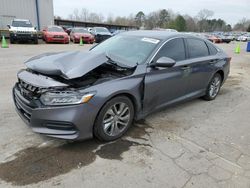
[12,85,96,140]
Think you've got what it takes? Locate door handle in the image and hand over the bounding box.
[209,59,219,64]
[180,65,190,70]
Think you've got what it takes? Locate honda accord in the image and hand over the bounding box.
[13,31,230,141]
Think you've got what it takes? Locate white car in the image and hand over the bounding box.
[8,19,38,44]
[237,35,250,42]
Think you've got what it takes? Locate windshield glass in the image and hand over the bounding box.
[48,27,64,32]
[12,21,32,27]
[95,27,109,33]
[91,35,160,65]
[74,28,89,33]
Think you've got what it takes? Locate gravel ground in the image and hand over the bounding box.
[0,41,250,188]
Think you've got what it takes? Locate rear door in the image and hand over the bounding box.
[143,38,191,114]
[184,38,216,94]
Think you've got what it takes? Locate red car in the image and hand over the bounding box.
[70,28,95,44]
[42,26,69,44]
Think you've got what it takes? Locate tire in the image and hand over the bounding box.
[94,96,135,141]
[10,37,14,44]
[34,38,38,44]
[203,73,222,101]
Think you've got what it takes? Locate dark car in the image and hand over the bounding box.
[91,27,112,43]
[13,31,230,141]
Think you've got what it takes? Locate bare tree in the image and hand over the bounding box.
[197,9,214,20]
[80,8,89,22]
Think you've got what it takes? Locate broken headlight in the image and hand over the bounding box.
[40,91,95,106]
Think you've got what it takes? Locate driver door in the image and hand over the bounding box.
[143,38,191,114]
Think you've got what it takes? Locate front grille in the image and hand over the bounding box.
[53,35,64,39]
[18,80,45,101]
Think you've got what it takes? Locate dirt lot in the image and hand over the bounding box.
[0,41,250,188]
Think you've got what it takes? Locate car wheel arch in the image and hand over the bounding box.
[216,70,224,83]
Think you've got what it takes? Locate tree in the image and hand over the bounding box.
[197,9,214,20]
[171,15,187,31]
[80,8,89,22]
[184,15,197,32]
[135,11,145,27]
[158,9,170,28]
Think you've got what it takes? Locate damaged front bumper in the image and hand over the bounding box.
[12,84,97,140]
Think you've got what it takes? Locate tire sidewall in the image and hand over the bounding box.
[205,73,222,100]
[94,96,134,141]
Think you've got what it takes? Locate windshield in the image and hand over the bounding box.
[74,28,89,33]
[91,35,160,65]
[12,21,32,27]
[48,27,64,32]
[95,27,109,33]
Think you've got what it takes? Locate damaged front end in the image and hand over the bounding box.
[12,51,136,140]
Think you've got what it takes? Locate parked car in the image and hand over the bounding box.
[237,34,250,42]
[217,35,232,43]
[208,35,222,43]
[70,27,95,44]
[112,30,126,36]
[42,26,69,44]
[91,27,112,43]
[8,19,38,44]
[13,31,230,141]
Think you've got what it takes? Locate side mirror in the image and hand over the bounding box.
[34,26,37,30]
[7,24,10,29]
[151,57,176,68]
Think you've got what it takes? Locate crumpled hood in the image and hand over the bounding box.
[25,51,108,79]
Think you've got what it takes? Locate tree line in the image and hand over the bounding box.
[55,8,250,32]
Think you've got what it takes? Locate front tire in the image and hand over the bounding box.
[203,73,222,101]
[94,96,134,141]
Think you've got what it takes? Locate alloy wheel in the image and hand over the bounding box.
[102,102,130,136]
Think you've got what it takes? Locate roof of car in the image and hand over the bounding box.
[121,30,196,40]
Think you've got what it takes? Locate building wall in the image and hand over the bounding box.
[0,0,54,30]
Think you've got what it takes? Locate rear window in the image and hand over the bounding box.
[187,38,209,58]
[206,42,218,55]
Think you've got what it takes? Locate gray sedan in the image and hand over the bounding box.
[13,31,231,141]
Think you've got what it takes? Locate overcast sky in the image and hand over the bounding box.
[54,0,250,26]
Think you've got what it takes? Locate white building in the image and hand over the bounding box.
[0,0,54,30]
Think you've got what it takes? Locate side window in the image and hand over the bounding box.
[187,38,209,58]
[206,42,218,55]
[154,38,186,62]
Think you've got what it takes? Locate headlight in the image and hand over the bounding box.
[40,91,95,106]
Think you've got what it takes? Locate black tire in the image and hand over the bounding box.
[34,38,38,44]
[94,96,134,142]
[10,37,14,44]
[203,73,222,101]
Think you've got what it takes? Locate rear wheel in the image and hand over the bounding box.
[94,96,134,141]
[203,73,222,101]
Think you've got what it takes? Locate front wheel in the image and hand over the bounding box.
[203,73,222,101]
[94,96,134,141]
